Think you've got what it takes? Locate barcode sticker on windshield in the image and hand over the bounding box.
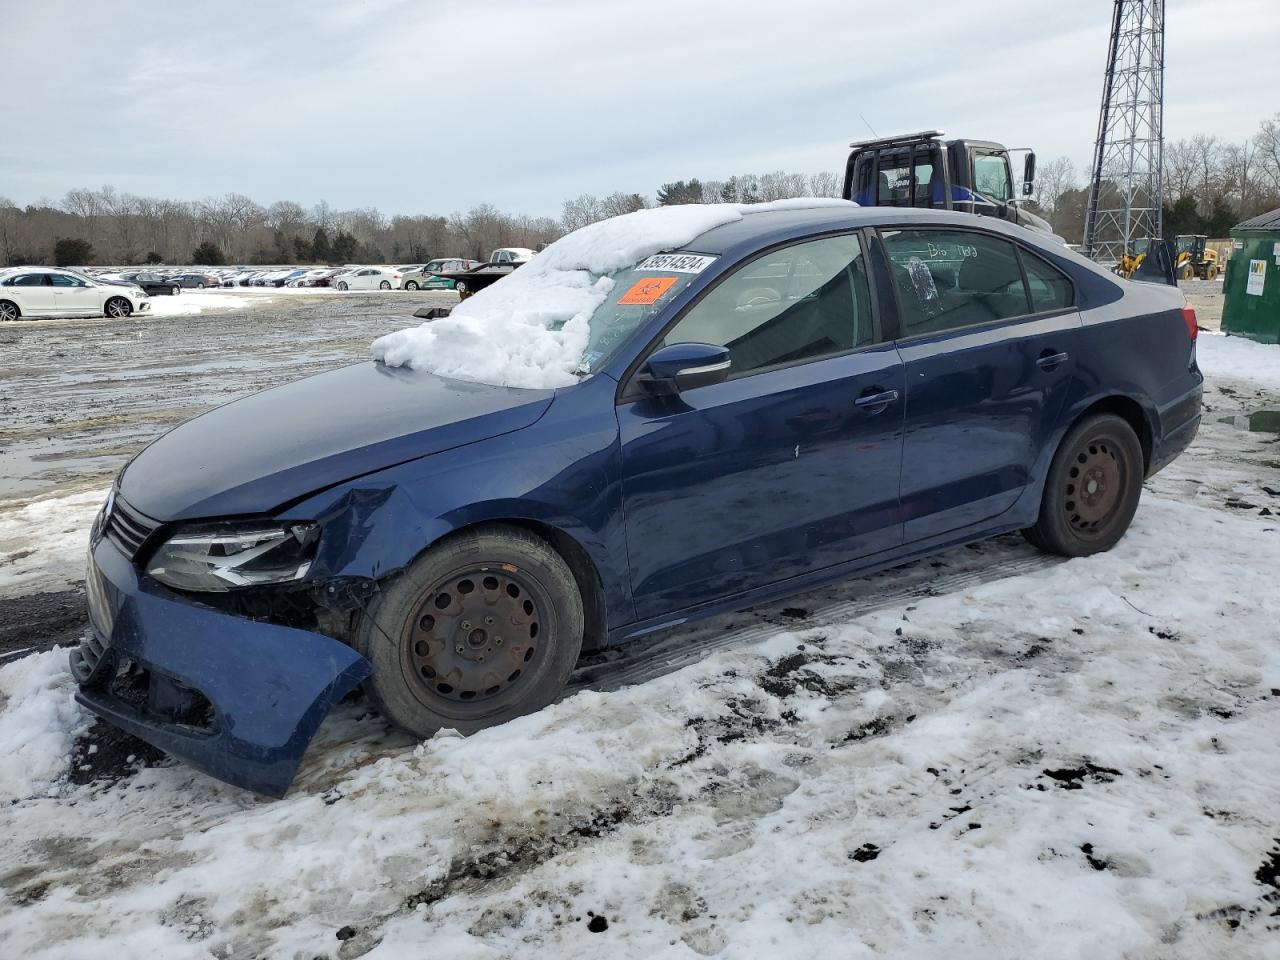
[634,254,717,274]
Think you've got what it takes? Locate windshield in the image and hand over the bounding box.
[577,261,705,371]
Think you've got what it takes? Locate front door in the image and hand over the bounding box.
[617,232,905,621]
[880,226,1080,542]
[50,272,100,314]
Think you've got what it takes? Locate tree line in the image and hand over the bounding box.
[1034,113,1280,243]
[3,114,1275,267]
[0,169,841,269]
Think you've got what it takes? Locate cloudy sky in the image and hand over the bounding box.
[2,0,1276,218]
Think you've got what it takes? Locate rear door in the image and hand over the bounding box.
[617,232,905,620]
[7,273,54,314]
[879,226,1080,543]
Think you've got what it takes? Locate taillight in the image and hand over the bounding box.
[1181,305,1198,342]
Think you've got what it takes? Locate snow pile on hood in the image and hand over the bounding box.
[370,199,857,389]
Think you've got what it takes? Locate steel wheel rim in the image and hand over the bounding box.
[1064,435,1125,536]
[401,564,548,709]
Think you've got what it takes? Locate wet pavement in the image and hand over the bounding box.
[0,291,448,502]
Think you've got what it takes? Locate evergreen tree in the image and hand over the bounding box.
[656,180,704,205]
[192,241,225,265]
[331,231,358,261]
[311,227,332,262]
[53,237,94,266]
[144,251,163,264]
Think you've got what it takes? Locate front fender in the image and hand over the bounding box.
[279,377,633,629]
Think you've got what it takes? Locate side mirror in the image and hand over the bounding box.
[638,342,731,396]
[1022,151,1037,196]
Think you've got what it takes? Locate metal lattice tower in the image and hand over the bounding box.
[1083,0,1165,263]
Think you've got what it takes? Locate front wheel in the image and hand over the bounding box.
[337,281,348,291]
[1179,264,1193,281]
[171,285,181,296]
[1206,264,1219,281]
[404,280,419,290]
[380,280,392,290]
[1023,413,1144,557]
[104,297,133,319]
[354,525,584,739]
[454,280,469,297]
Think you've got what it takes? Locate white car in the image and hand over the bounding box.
[0,268,150,321]
[489,247,535,265]
[333,266,402,291]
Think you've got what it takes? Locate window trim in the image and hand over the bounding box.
[616,229,885,405]
[876,224,1077,345]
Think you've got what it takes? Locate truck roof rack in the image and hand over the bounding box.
[848,130,944,150]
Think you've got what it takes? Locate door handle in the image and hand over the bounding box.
[1036,350,1069,371]
[854,389,899,411]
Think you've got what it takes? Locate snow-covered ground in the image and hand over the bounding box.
[1,335,1278,957]
[145,293,253,317]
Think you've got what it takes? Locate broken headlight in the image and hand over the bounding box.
[146,522,319,593]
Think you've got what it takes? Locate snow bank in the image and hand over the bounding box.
[1197,332,1280,389]
[370,200,857,389]
[0,489,104,598]
[0,651,89,800]
[145,293,251,317]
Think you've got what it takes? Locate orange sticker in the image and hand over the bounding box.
[618,276,678,305]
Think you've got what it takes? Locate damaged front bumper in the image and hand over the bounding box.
[71,532,371,797]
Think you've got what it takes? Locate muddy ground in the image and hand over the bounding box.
[0,290,445,502]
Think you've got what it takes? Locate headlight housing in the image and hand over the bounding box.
[146,522,319,593]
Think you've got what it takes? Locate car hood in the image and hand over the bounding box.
[119,362,554,522]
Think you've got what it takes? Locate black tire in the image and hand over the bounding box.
[1023,413,1144,557]
[454,280,468,296]
[104,296,132,319]
[354,524,584,739]
[404,280,418,290]
[380,280,392,290]
[0,300,18,322]
[337,281,348,291]
[171,285,181,296]
[196,282,205,289]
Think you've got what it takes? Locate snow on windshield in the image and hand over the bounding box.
[370,199,857,389]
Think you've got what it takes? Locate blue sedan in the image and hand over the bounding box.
[72,204,1203,795]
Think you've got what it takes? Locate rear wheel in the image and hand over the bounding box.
[1206,263,1219,281]
[355,525,584,739]
[337,281,348,291]
[1023,413,1144,557]
[0,300,18,322]
[380,280,392,290]
[455,280,469,297]
[171,285,181,296]
[404,280,419,290]
[105,297,132,319]
[1179,264,1193,280]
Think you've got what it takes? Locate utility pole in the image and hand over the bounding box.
[1083,0,1165,263]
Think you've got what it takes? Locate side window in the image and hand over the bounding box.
[662,233,875,378]
[50,273,82,286]
[13,273,48,286]
[881,228,1030,336]
[1020,250,1073,312]
[973,154,1012,202]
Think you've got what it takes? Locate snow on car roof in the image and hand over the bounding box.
[371,199,856,389]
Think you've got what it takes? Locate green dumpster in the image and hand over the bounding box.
[1222,207,1280,344]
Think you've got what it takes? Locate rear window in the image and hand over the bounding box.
[1020,250,1073,313]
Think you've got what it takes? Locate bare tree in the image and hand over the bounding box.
[1034,156,1078,213]
[808,171,840,198]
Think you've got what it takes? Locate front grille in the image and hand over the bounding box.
[103,495,161,562]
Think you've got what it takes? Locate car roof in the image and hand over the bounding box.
[681,205,1060,258]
